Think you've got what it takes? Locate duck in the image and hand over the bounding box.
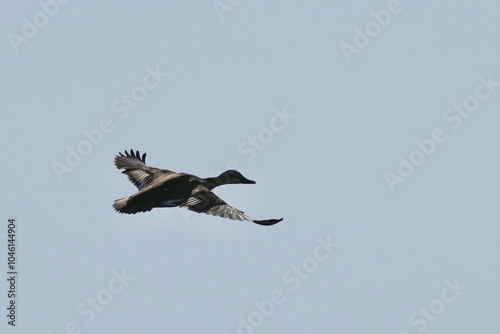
[113,149,283,226]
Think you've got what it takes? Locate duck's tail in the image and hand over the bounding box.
[113,197,130,213]
[113,195,154,214]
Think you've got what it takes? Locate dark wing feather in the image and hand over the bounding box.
[114,149,147,169]
[182,186,254,222]
[114,149,158,190]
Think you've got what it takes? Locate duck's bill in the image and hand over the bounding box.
[241,178,256,184]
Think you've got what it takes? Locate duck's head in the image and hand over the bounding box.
[204,170,256,189]
[219,170,256,185]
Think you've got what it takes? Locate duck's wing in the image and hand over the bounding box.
[114,149,171,190]
[182,186,282,226]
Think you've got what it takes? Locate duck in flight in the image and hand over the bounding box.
[113,150,283,226]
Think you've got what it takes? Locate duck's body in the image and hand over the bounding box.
[113,150,283,226]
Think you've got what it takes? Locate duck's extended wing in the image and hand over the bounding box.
[114,149,171,190]
[182,186,282,226]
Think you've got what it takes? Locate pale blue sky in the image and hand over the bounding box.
[1,1,500,333]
